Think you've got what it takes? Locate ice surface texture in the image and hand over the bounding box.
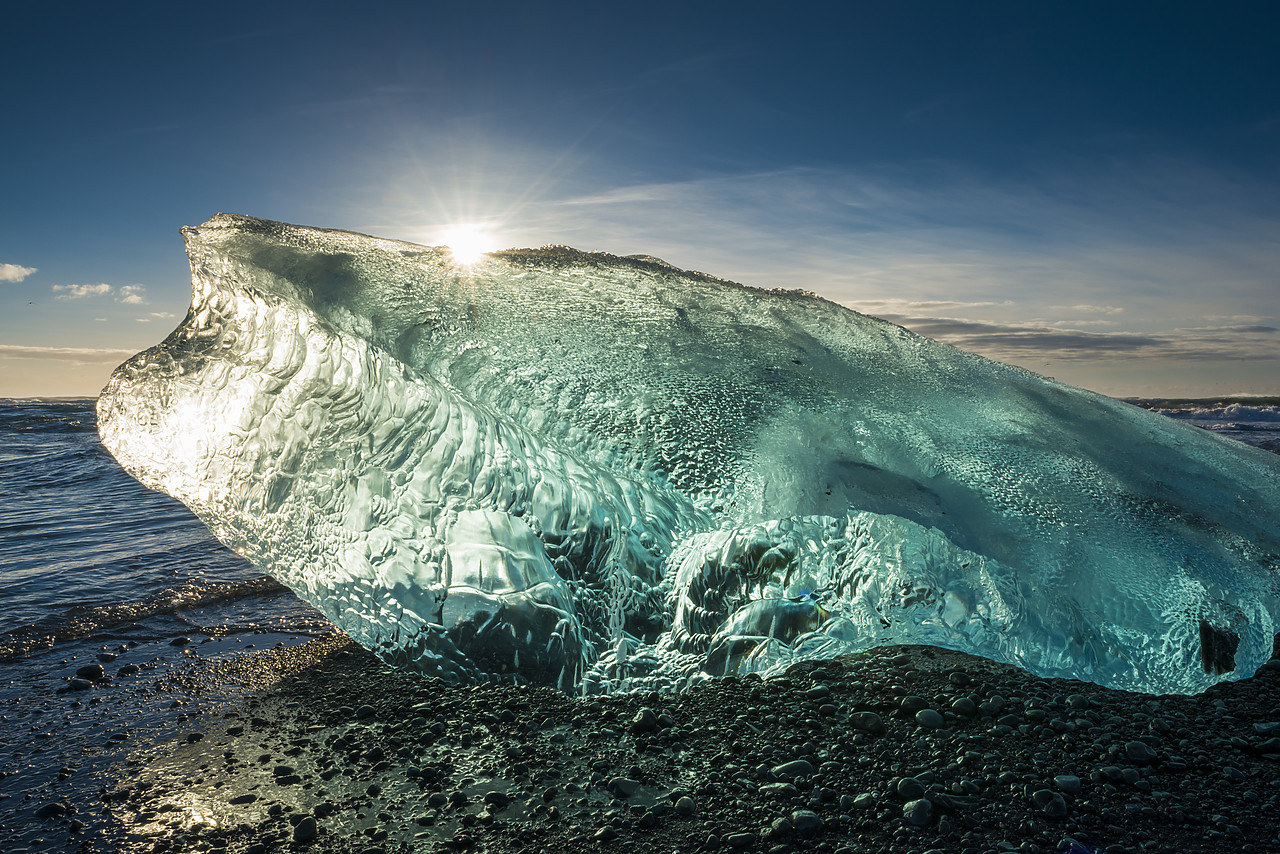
[98,215,1280,694]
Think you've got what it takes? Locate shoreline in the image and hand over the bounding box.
[5,633,1278,854]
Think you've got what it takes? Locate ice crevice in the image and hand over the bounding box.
[97,214,1280,694]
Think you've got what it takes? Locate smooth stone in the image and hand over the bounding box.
[609,777,640,798]
[1125,741,1157,765]
[790,809,823,837]
[772,759,814,779]
[903,798,934,827]
[915,709,945,728]
[1054,775,1082,795]
[1031,789,1068,818]
[292,815,317,842]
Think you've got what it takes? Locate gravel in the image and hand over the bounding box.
[5,632,1280,854]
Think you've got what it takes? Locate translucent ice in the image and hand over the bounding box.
[98,214,1280,693]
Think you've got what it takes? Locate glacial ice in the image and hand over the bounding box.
[97,214,1280,694]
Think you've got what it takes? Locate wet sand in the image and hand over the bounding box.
[4,631,1279,854]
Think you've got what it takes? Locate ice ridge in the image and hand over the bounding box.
[97,214,1280,694]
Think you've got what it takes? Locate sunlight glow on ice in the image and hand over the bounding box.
[439,223,498,266]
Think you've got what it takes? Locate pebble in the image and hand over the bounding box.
[67,678,92,691]
[915,708,945,728]
[894,777,927,800]
[608,777,640,798]
[75,663,104,680]
[1125,741,1157,765]
[849,711,885,734]
[355,704,376,720]
[790,809,823,837]
[292,815,317,842]
[674,795,696,816]
[1031,789,1068,818]
[903,798,934,827]
[771,759,814,779]
[1054,774,1082,795]
[630,708,659,733]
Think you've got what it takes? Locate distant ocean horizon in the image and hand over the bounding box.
[3,394,1278,671]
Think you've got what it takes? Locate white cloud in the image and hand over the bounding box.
[0,345,137,364]
[0,263,37,283]
[117,285,147,305]
[52,283,112,299]
[149,311,176,319]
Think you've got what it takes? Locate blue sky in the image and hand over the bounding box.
[3,1,1278,397]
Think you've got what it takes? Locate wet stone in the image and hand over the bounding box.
[903,798,934,827]
[915,708,945,729]
[791,809,823,837]
[772,759,814,779]
[1125,741,1158,765]
[1054,775,1082,795]
[292,815,317,842]
[75,663,104,680]
[1031,789,1069,819]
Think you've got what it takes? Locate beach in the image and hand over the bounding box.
[5,628,1279,854]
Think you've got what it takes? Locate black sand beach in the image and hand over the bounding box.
[5,632,1278,854]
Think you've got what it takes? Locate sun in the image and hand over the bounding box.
[439,224,498,267]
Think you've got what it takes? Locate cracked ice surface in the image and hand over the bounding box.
[98,214,1280,693]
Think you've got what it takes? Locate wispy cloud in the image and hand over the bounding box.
[117,285,147,305]
[0,263,37,283]
[878,313,1280,364]
[0,345,137,364]
[52,283,112,299]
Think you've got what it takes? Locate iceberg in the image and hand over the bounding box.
[98,214,1280,694]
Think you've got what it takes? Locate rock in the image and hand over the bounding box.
[594,826,618,841]
[900,695,929,714]
[849,712,885,734]
[1031,789,1068,818]
[116,664,139,677]
[675,795,696,816]
[355,704,376,720]
[771,759,814,779]
[66,677,92,691]
[894,777,927,800]
[1125,741,1157,765]
[903,798,934,827]
[608,777,640,798]
[34,801,68,820]
[1054,775,1082,795]
[169,637,191,647]
[725,831,755,848]
[292,815,317,842]
[805,684,831,701]
[75,663,104,680]
[790,809,823,837]
[630,708,659,734]
[915,708,945,728]
[767,817,793,839]
[761,782,799,799]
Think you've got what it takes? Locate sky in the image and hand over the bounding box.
[2,1,1279,399]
